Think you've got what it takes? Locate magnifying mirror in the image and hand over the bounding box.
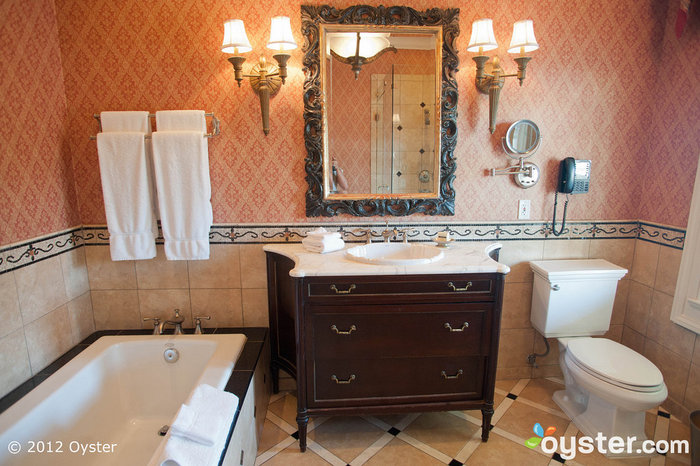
[502,119,541,159]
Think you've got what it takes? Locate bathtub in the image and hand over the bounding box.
[0,334,247,466]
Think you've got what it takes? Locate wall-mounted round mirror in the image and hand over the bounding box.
[502,119,541,159]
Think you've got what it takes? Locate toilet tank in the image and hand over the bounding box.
[529,259,627,338]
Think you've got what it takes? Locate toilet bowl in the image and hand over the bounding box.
[529,260,667,456]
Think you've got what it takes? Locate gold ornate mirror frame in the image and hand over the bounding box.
[302,5,460,216]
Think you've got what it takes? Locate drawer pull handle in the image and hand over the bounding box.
[441,369,464,380]
[444,322,469,332]
[330,324,357,335]
[330,284,356,294]
[331,374,356,384]
[447,281,472,292]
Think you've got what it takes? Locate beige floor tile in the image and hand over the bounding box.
[495,379,519,393]
[268,394,299,429]
[258,419,291,454]
[308,416,384,463]
[465,432,550,465]
[495,400,570,440]
[517,378,565,413]
[363,437,444,466]
[374,414,409,429]
[261,442,332,465]
[573,431,652,465]
[402,411,480,458]
[666,418,691,465]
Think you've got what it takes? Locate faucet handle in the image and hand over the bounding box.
[143,317,161,335]
[351,228,372,244]
[194,316,211,335]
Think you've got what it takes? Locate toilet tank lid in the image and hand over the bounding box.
[530,259,627,280]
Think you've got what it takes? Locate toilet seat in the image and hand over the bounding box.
[564,338,664,393]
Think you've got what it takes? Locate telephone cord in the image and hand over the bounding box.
[551,191,569,237]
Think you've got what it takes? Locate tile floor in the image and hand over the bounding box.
[255,378,692,466]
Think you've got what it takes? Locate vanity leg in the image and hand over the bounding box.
[481,404,494,442]
[296,412,309,452]
[271,363,280,394]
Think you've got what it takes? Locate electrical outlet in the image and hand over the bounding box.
[518,200,531,220]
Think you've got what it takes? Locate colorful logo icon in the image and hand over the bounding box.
[525,422,557,449]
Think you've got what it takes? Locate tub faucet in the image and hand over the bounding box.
[143,317,161,335]
[158,309,185,335]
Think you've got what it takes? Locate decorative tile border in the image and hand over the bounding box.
[1,220,685,275]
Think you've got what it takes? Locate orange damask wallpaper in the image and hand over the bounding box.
[0,0,80,245]
[2,0,698,246]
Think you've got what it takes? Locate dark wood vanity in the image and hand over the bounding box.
[265,247,506,451]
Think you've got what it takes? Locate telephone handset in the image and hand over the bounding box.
[552,157,591,236]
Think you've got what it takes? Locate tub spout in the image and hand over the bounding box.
[158,309,186,335]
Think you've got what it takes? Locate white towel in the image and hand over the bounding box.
[306,227,342,240]
[152,130,212,260]
[151,384,239,466]
[156,110,207,132]
[302,236,345,253]
[96,130,157,261]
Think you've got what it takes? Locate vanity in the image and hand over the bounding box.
[264,242,509,451]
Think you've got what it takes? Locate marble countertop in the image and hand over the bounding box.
[263,242,511,277]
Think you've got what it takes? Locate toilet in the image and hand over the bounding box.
[529,259,667,454]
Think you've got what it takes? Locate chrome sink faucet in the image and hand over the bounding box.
[158,309,185,335]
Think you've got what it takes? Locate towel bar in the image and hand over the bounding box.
[89,113,220,140]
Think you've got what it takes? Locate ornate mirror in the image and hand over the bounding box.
[302,5,460,216]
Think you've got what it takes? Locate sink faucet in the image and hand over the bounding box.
[381,221,397,243]
[158,309,185,335]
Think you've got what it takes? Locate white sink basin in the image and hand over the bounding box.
[345,242,445,265]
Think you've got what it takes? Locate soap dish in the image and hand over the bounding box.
[434,237,456,248]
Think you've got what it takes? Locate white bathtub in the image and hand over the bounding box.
[0,334,247,466]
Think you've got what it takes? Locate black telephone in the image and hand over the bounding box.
[552,157,591,236]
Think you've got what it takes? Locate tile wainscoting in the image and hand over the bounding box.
[0,221,697,422]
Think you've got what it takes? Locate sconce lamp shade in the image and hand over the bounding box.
[508,20,539,54]
[222,19,252,54]
[467,19,498,53]
[267,16,297,51]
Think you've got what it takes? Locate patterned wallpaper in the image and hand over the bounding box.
[3,0,698,247]
[0,0,80,245]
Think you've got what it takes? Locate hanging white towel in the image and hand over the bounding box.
[155,110,207,132]
[152,130,212,260]
[149,384,239,466]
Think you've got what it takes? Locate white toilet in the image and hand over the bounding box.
[530,259,667,454]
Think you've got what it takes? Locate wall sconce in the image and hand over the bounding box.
[328,32,397,80]
[467,19,539,134]
[222,16,297,135]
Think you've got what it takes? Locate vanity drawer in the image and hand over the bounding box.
[305,275,496,302]
[311,356,484,405]
[310,305,490,359]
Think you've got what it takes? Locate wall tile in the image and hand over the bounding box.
[611,279,629,325]
[135,245,189,289]
[188,244,241,289]
[14,256,68,324]
[621,327,646,355]
[67,292,94,344]
[0,329,32,398]
[694,336,700,365]
[532,364,563,380]
[85,246,136,290]
[532,336,560,367]
[190,288,243,328]
[0,271,22,339]
[59,248,90,300]
[589,238,635,271]
[240,244,267,289]
[684,363,700,411]
[542,239,590,260]
[24,305,73,374]
[242,288,269,327]
[603,324,623,343]
[500,282,532,329]
[137,289,192,328]
[646,290,696,361]
[654,246,682,296]
[497,328,534,369]
[643,339,690,403]
[624,281,653,335]
[498,240,543,284]
[629,240,659,287]
[91,290,140,329]
[496,366,532,380]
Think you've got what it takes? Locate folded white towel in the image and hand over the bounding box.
[306,227,342,240]
[156,110,207,132]
[100,111,151,132]
[152,130,213,260]
[96,131,157,261]
[302,236,345,253]
[151,384,239,466]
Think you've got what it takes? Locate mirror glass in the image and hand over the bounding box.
[503,119,541,158]
[302,5,460,217]
[323,27,440,196]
